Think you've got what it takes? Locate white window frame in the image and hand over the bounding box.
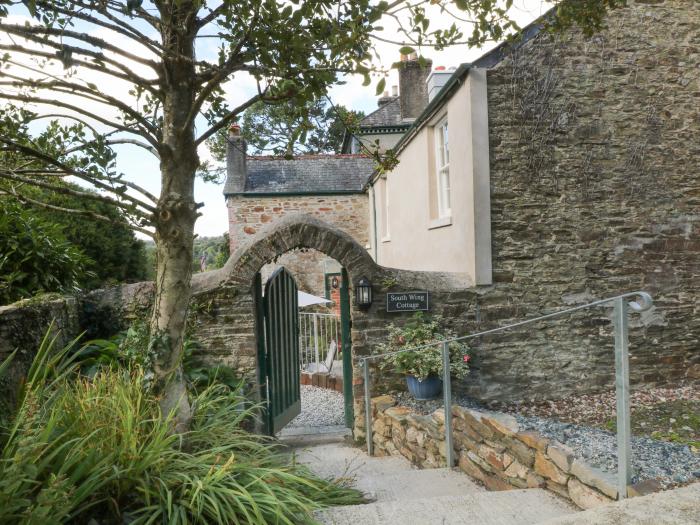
[435,118,451,218]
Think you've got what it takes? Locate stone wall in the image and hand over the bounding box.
[227,194,369,296]
[369,395,638,510]
[0,295,80,405]
[461,0,700,401]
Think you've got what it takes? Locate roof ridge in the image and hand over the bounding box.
[247,154,371,161]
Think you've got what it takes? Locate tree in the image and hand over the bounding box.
[0,0,623,429]
[208,99,364,157]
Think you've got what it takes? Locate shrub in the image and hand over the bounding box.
[0,201,94,304]
[0,329,362,524]
[375,312,471,381]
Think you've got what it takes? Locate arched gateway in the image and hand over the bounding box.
[190,214,472,437]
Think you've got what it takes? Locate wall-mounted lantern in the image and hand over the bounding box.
[355,277,373,309]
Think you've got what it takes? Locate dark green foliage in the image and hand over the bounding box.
[32,189,149,288]
[0,329,363,524]
[0,201,93,304]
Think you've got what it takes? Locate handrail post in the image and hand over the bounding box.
[313,314,320,369]
[614,297,632,499]
[363,359,374,456]
[442,341,454,468]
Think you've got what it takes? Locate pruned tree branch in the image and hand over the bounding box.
[0,92,160,147]
[0,136,158,211]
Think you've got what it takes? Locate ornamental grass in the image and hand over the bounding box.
[0,329,362,524]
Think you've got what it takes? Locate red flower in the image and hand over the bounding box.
[463,355,471,363]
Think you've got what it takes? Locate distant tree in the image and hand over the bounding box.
[208,100,364,159]
[192,234,230,273]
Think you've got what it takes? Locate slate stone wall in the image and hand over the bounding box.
[463,0,700,401]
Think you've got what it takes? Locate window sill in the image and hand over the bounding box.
[429,216,452,230]
[381,236,391,243]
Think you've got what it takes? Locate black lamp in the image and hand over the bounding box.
[355,277,373,309]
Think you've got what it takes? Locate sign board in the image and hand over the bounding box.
[386,291,430,313]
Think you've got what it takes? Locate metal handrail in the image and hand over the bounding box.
[361,291,653,500]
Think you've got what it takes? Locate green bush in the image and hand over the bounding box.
[0,201,94,304]
[0,330,362,524]
[375,312,471,381]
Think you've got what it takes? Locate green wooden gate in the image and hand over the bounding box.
[261,267,301,434]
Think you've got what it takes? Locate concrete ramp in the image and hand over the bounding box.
[290,440,577,525]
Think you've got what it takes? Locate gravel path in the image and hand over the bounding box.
[394,392,700,488]
[287,385,345,428]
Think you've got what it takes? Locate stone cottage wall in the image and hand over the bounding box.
[227,194,369,296]
[462,0,700,401]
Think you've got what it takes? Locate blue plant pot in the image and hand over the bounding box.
[406,374,443,400]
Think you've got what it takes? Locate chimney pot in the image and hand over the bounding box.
[225,128,247,194]
[398,55,432,121]
[391,85,398,97]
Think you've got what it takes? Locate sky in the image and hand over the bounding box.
[2,1,552,238]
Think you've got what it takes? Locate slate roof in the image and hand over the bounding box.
[359,97,406,129]
[226,154,375,195]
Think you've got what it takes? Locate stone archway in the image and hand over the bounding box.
[189,214,473,438]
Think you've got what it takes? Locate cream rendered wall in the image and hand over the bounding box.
[375,68,492,284]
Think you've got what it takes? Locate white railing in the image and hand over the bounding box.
[299,312,340,373]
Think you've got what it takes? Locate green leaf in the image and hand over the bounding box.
[398,46,415,56]
[375,78,386,96]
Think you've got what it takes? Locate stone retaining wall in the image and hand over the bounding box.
[369,394,640,510]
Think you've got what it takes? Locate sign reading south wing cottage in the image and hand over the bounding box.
[386,291,430,313]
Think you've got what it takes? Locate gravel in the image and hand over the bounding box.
[287,385,345,428]
[515,415,700,488]
[393,391,700,489]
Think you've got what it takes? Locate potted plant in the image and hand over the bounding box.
[375,313,471,400]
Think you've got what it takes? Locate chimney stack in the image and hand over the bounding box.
[225,123,247,194]
[398,53,432,121]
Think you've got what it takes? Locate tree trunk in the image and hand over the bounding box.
[150,2,200,432]
[150,170,196,432]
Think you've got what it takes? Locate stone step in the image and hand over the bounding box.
[316,489,577,525]
[292,443,418,479]
[537,482,700,525]
[352,467,484,502]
